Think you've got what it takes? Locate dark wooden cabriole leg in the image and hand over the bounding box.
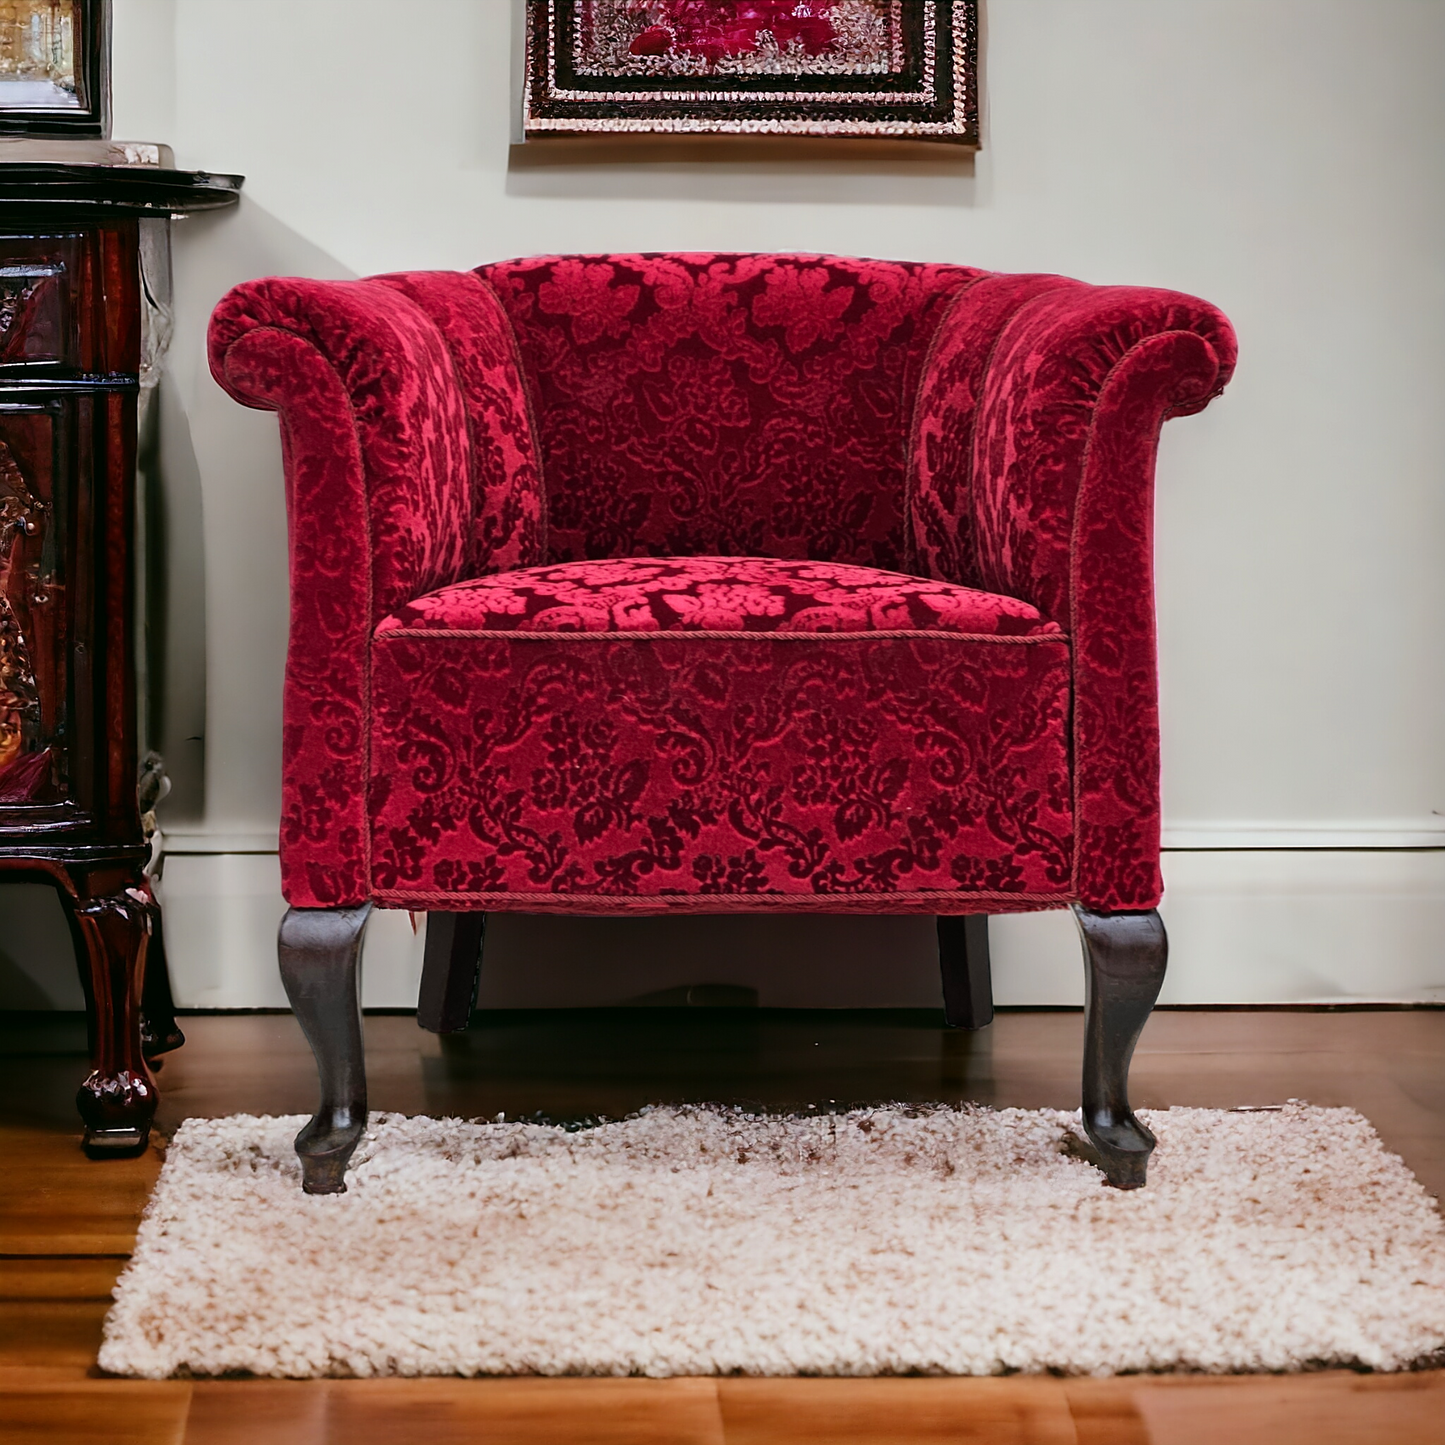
[1073,904,1167,1189]
[938,915,994,1030]
[64,881,158,1156]
[277,903,372,1195]
[417,911,485,1034]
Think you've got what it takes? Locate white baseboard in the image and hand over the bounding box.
[158,854,426,1010]
[156,848,1445,1010]
[1161,819,1445,849]
[994,850,1445,1006]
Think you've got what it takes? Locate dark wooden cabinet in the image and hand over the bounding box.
[0,164,239,1153]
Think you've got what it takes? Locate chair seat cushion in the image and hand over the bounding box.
[377,556,1058,638]
[366,566,1074,911]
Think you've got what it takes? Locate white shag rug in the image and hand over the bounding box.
[100,1104,1445,1380]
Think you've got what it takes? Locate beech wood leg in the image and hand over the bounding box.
[417,912,485,1035]
[938,915,993,1030]
[139,891,185,1059]
[1073,904,1167,1189]
[63,878,158,1156]
[277,903,372,1194]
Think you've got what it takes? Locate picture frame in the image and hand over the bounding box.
[521,1,978,147]
[0,0,111,139]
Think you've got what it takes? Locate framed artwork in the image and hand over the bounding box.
[522,1,978,146]
[0,0,110,138]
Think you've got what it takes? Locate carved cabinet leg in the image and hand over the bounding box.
[417,912,485,1035]
[278,903,372,1195]
[938,915,994,1030]
[64,883,158,1156]
[1073,905,1168,1189]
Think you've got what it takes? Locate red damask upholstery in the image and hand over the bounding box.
[208,253,1234,917]
[480,254,980,568]
[377,557,1056,636]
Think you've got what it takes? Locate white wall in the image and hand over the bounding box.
[5,0,1441,1011]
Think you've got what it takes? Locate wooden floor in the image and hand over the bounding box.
[2,1006,1443,1444]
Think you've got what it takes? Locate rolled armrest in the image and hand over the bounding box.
[914,278,1236,911]
[209,276,479,623]
[208,276,479,907]
[968,284,1235,625]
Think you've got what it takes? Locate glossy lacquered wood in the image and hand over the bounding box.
[0,164,243,216]
[0,210,153,1154]
[0,170,238,1154]
[0,222,144,380]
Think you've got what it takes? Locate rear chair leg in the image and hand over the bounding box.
[417,912,485,1034]
[277,903,371,1194]
[140,893,185,1060]
[938,915,993,1030]
[1073,905,1167,1189]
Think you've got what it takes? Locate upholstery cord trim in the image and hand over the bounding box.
[374,627,1070,644]
[373,888,1073,912]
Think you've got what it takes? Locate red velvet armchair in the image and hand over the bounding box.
[208,253,1235,1193]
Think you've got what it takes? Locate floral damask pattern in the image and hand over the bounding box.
[958,286,1236,905]
[909,273,1077,590]
[477,253,982,569]
[209,276,489,904]
[371,271,547,576]
[207,252,1235,915]
[369,633,1073,910]
[379,556,1056,637]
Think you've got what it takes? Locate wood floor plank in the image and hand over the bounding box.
[0,1127,162,1255]
[1062,1380,1149,1445]
[181,1381,328,1445]
[184,1379,730,1445]
[0,1257,124,1300]
[1133,1371,1445,1445]
[4,1009,1443,1440]
[717,1378,1078,1444]
[0,1299,108,1374]
[0,1381,192,1445]
[329,1378,726,1445]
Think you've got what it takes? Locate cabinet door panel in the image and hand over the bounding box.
[0,388,138,840]
[0,227,140,378]
[0,258,69,366]
[0,398,73,810]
